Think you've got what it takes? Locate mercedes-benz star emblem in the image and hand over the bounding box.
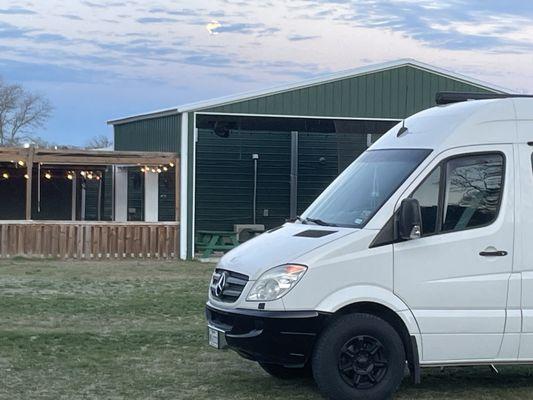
[215,272,227,297]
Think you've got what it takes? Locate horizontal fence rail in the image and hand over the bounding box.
[0,221,180,260]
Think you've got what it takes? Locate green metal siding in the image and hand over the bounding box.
[202,66,494,118]
[114,114,181,153]
[195,129,291,232]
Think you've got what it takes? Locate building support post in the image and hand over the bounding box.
[25,148,34,220]
[179,112,188,260]
[144,171,159,222]
[114,167,128,222]
[289,131,299,220]
[71,173,77,220]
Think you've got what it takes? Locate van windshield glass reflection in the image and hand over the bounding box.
[303,149,432,228]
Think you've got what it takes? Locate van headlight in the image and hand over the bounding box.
[247,264,307,302]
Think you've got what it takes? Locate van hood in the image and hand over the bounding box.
[217,223,357,280]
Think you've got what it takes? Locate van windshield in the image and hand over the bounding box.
[302,149,432,228]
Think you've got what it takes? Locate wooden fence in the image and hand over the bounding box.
[0,221,180,260]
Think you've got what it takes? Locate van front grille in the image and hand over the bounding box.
[210,269,249,303]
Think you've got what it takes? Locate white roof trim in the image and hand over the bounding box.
[108,58,516,125]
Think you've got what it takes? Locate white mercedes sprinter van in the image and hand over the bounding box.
[206,93,533,400]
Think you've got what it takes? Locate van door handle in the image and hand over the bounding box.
[479,250,508,257]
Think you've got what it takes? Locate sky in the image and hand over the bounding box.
[1,0,533,146]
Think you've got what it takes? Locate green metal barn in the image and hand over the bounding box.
[107,59,510,260]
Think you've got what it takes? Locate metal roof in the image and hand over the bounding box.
[107,58,515,125]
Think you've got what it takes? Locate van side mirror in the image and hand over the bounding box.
[398,198,422,240]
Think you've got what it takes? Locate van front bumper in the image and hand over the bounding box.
[206,304,329,367]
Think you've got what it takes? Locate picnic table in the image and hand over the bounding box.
[196,230,240,258]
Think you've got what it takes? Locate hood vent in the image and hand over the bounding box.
[294,229,337,238]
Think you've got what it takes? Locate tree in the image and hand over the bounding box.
[0,77,52,147]
[86,135,113,149]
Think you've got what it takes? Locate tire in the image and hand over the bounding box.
[312,313,405,400]
[259,362,312,379]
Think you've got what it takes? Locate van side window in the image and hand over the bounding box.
[410,167,440,235]
[441,154,504,232]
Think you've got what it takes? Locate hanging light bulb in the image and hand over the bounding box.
[17,160,25,166]
[87,172,93,180]
[156,168,162,173]
[67,172,74,180]
[163,166,168,172]
[140,167,145,173]
[2,172,9,179]
[80,171,86,177]
[151,168,156,173]
[44,172,52,180]
[24,174,29,179]
[169,162,174,167]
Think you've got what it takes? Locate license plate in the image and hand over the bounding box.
[208,326,225,349]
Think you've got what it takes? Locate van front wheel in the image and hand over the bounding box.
[312,313,405,400]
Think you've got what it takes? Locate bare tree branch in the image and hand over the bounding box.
[86,135,113,149]
[0,77,52,146]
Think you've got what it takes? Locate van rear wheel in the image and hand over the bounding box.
[259,362,311,379]
[312,313,405,400]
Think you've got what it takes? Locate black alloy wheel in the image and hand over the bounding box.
[338,335,388,389]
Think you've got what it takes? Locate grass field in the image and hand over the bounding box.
[1,259,533,399]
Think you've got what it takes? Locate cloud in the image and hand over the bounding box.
[32,33,70,43]
[0,22,33,39]
[320,0,533,52]
[61,14,84,20]
[137,17,177,24]
[207,21,280,36]
[287,34,320,41]
[0,58,118,84]
[0,7,36,15]
[82,1,127,8]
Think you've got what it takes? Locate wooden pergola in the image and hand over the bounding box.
[0,146,180,221]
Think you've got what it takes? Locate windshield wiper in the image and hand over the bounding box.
[288,215,308,224]
[305,217,338,227]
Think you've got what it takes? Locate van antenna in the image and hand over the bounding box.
[397,84,409,137]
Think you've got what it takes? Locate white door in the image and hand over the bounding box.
[517,143,533,359]
[394,146,514,362]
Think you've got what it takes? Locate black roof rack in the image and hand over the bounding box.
[435,91,533,105]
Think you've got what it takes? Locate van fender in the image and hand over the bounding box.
[315,284,421,336]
